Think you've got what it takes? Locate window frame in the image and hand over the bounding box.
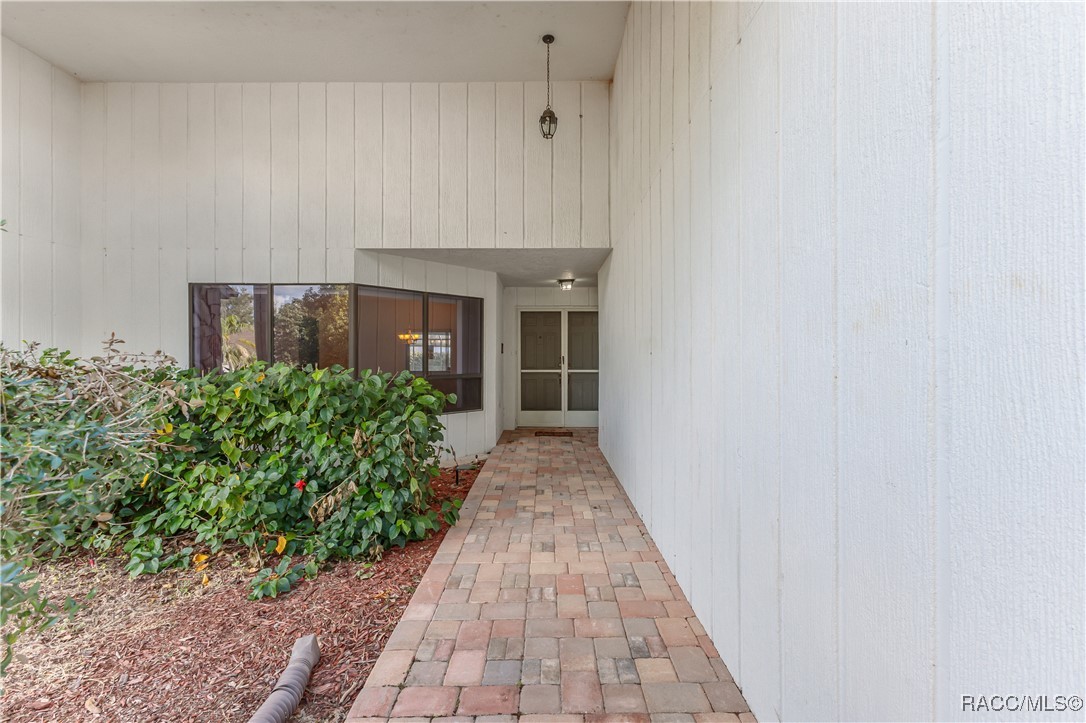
[189,282,484,414]
[356,284,484,413]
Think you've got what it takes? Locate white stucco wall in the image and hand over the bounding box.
[1,38,81,350]
[599,2,1084,721]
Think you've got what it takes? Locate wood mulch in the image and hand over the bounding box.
[0,465,480,723]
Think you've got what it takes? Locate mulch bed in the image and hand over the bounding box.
[0,465,479,723]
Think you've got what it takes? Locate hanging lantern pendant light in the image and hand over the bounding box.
[539,34,558,139]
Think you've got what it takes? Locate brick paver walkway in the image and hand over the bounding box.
[347,429,755,722]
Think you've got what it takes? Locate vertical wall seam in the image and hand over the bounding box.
[463,84,468,249]
[930,1,952,718]
[240,86,247,282]
[774,6,784,718]
[437,83,442,248]
[154,84,162,348]
[49,66,57,344]
[266,85,271,281]
[735,22,744,686]
[409,84,414,248]
[492,83,497,247]
[832,4,844,715]
[831,2,841,719]
[323,84,329,266]
[294,83,299,279]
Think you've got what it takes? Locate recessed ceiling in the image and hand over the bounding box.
[380,248,611,287]
[1,1,629,83]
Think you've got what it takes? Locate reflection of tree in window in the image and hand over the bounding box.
[273,285,350,368]
[220,287,257,370]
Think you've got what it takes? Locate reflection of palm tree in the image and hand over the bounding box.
[221,289,257,371]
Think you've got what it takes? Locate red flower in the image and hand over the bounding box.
[294,479,307,491]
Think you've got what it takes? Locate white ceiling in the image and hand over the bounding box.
[1,1,629,83]
[381,248,611,287]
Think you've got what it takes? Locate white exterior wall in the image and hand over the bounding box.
[1,38,81,350]
[1,46,532,457]
[600,2,1084,722]
[76,80,607,362]
[500,285,600,431]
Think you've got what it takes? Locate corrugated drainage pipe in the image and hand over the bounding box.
[247,634,320,723]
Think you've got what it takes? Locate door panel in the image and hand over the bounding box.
[568,372,599,411]
[520,311,562,369]
[567,311,599,370]
[521,372,562,411]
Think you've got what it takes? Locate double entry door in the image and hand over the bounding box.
[519,309,599,427]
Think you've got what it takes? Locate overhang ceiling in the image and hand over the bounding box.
[379,248,611,287]
[1,1,630,83]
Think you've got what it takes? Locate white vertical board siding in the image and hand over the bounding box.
[4,63,606,351]
[410,83,439,248]
[242,83,272,282]
[495,82,524,248]
[186,84,215,281]
[777,4,838,721]
[269,83,300,283]
[79,82,106,353]
[214,83,244,282]
[838,4,932,719]
[0,40,82,351]
[707,19,741,671]
[601,2,1085,722]
[523,82,552,249]
[467,83,496,248]
[382,83,412,248]
[2,40,23,346]
[19,51,55,345]
[354,83,383,249]
[297,83,327,280]
[581,82,610,248]
[551,82,581,249]
[439,83,468,249]
[938,3,1085,719]
[326,82,355,281]
[736,5,780,712]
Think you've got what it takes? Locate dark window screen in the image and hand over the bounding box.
[355,286,424,375]
[426,294,483,411]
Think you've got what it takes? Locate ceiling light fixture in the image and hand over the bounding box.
[539,34,558,139]
[558,278,574,291]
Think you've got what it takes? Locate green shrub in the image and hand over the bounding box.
[1,344,458,673]
[1,341,176,672]
[124,362,458,569]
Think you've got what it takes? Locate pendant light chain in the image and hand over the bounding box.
[546,40,552,110]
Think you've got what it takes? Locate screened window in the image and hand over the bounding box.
[355,286,424,375]
[191,283,483,413]
[426,294,483,412]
